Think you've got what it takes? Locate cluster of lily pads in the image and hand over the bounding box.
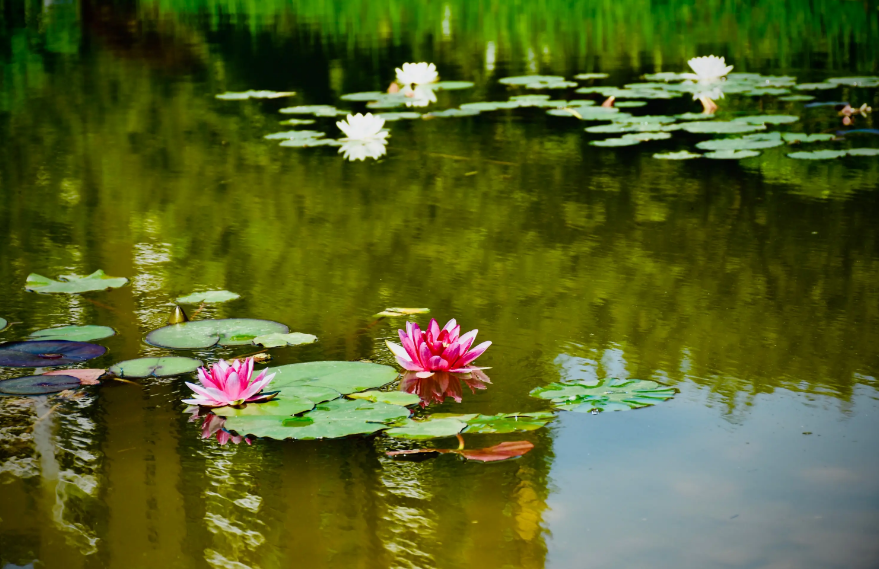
[215,57,877,162]
[1,267,679,463]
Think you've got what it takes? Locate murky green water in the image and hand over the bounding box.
[1,1,879,567]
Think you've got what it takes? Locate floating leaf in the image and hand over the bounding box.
[826,76,879,87]
[364,93,411,109]
[847,148,879,156]
[549,107,626,120]
[732,115,799,125]
[376,112,422,121]
[676,112,715,120]
[279,105,347,116]
[279,138,342,148]
[0,317,7,331]
[216,90,294,100]
[679,122,767,134]
[308,398,411,423]
[590,138,641,147]
[703,149,761,160]
[108,357,203,378]
[385,418,468,439]
[585,123,654,134]
[778,95,815,102]
[742,88,791,96]
[226,415,387,440]
[348,390,421,406]
[623,132,672,142]
[264,130,326,141]
[614,101,647,108]
[433,81,475,90]
[795,83,837,90]
[176,290,241,304]
[787,149,848,160]
[531,377,676,413]
[574,73,609,80]
[43,368,104,385]
[340,91,385,101]
[279,118,316,125]
[463,412,555,434]
[499,75,565,86]
[146,318,289,349]
[0,374,82,395]
[460,101,519,111]
[25,270,128,294]
[526,80,578,89]
[457,441,535,462]
[781,133,835,144]
[275,384,341,404]
[643,72,692,81]
[0,340,107,367]
[251,332,317,348]
[28,325,115,342]
[696,133,784,151]
[270,361,398,395]
[425,108,481,118]
[374,307,430,317]
[653,151,701,160]
[214,396,315,418]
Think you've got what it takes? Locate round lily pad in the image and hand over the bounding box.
[623,132,672,141]
[269,361,398,395]
[463,412,555,434]
[28,325,115,342]
[795,83,837,90]
[778,95,815,102]
[426,108,481,118]
[348,390,422,406]
[614,101,647,108]
[696,134,784,151]
[307,398,410,423]
[680,122,767,134]
[732,115,799,125]
[146,318,289,349]
[827,77,879,87]
[0,374,82,395]
[215,90,294,100]
[531,378,675,413]
[376,112,422,121]
[653,151,701,160]
[0,317,8,331]
[252,333,317,348]
[340,91,385,101]
[460,101,519,111]
[574,73,609,80]
[25,270,128,294]
[787,150,848,160]
[847,148,879,156]
[225,415,387,440]
[385,418,468,439]
[264,130,326,141]
[781,133,835,144]
[214,396,315,418]
[590,138,641,147]
[277,384,342,404]
[108,357,202,378]
[433,81,475,90]
[0,340,107,367]
[703,150,761,159]
[500,75,565,86]
[176,290,241,303]
[280,138,342,148]
[279,105,346,116]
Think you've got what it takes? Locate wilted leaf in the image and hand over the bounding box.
[43,368,105,385]
[374,307,431,317]
[25,270,128,294]
[456,441,535,462]
[251,332,318,348]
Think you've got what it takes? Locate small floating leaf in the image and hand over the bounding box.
[376,112,422,121]
[460,101,519,111]
[643,72,691,81]
[795,83,837,90]
[108,357,202,378]
[703,149,761,159]
[0,374,81,395]
[676,112,715,120]
[340,91,385,101]
[778,95,815,102]
[425,108,481,118]
[574,73,609,80]
[251,332,317,348]
[847,148,879,156]
[385,417,468,439]
[653,151,701,160]
[146,318,289,349]
[781,133,836,144]
[696,133,784,151]
[226,415,387,440]
[264,130,326,140]
[0,340,107,367]
[680,122,767,134]
[25,270,128,294]
[787,149,848,160]
[276,384,341,405]
[308,398,411,422]
[216,90,294,100]
[279,138,342,148]
[0,317,7,331]
[43,368,105,385]
[590,137,641,147]
[826,76,879,87]
[614,101,647,108]
[531,378,675,413]
[270,361,398,395]
[623,131,672,141]
[176,290,241,304]
[374,307,430,317]
[742,88,791,96]
[499,75,565,86]
[28,325,115,343]
[279,105,347,116]
[215,396,315,418]
[463,412,555,434]
[279,118,316,125]
[433,81,475,90]
[347,390,421,406]
[732,115,799,125]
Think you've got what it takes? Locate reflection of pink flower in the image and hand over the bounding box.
[401,370,491,407]
[196,410,252,446]
[386,319,491,378]
[183,358,276,408]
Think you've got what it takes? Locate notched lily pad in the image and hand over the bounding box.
[347,390,421,406]
[531,377,676,413]
[696,133,784,151]
[0,340,107,367]
[781,133,836,144]
[252,333,317,348]
[732,115,799,125]
[787,149,848,160]
[463,412,555,434]
[0,374,82,395]
[146,318,289,349]
[28,325,115,342]
[214,396,315,418]
[176,290,241,304]
[680,122,767,134]
[25,270,128,294]
[385,417,468,439]
[590,137,641,147]
[270,361,398,395]
[108,357,202,378]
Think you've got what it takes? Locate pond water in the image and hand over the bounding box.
[1,1,879,568]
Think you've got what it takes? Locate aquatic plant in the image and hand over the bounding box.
[400,370,490,406]
[685,55,734,81]
[404,85,437,108]
[336,113,389,142]
[395,62,439,88]
[339,139,388,161]
[183,358,277,408]
[386,319,491,378]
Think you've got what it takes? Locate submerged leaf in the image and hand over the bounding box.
[252,333,318,348]
[456,441,535,462]
[531,377,676,413]
[108,357,203,378]
[176,290,241,304]
[28,325,115,342]
[146,318,289,349]
[0,340,107,367]
[25,270,128,294]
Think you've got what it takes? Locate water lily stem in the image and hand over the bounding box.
[189,301,207,320]
[456,433,465,450]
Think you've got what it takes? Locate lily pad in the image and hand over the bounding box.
[270,361,398,395]
[385,417,468,439]
[252,333,317,348]
[307,398,411,423]
[348,390,421,406]
[25,270,128,294]
[787,149,849,160]
[0,374,82,395]
[374,307,430,317]
[500,75,565,86]
[43,368,104,385]
[340,91,385,101]
[225,415,387,440]
[795,83,837,90]
[590,138,641,147]
[279,118,316,125]
[28,325,115,343]
[425,108,481,118]
[214,396,315,418]
[548,107,625,120]
[732,115,799,125]
[108,357,202,378]
[703,149,761,160]
[433,81,475,90]
[460,101,519,111]
[0,340,107,367]
[653,151,701,160]
[146,318,289,349]
[531,377,676,413]
[847,148,879,156]
[176,290,241,304]
[781,133,836,144]
[680,122,767,134]
[623,132,672,142]
[778,95,815,102]
[742,88,791,96]
[376,112,422,121]
[696,133,784,151]
[574,73,609,80]
[676,112,715,120]
[216,90,294,100]
[279,138,342,148]
[279,105,347,116]
[463,412,555,434]
[614,101,647,108]
[827,77,879,87]
[276,384,341,404]
[643,72,692,82]
[0,317,6,331]
[264,130,326,141]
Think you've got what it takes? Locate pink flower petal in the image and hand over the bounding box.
[396,356,425,371]
[418,342,433,370]
[457,329,478,353]
[386,340,412,361]
[415,371,434,379]
[457,341,491,367]
[428,319,440,340]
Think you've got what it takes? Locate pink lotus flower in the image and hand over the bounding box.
[401,370,491,407]
[183,358,277,408]
[386,318,491,378]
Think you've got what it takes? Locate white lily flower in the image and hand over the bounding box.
[395,62,439,88]
[404,86,437,108]
[336,113,389,141]
[339,139,388,161]
[685,55,734,82]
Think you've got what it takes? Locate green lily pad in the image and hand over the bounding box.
[226,415,388,440]
[530,377,676,413]
[574,73,609,80]
[614,101,647,108]
[643,72,692,81]
[653,151,701,160]
[732,115,799,125]
[585,122,663,134]
[308,398,411,423]
[279,105,346,116]
[676,112,715,120]
[146,318,289,349]
[795,83,837,90]
[548,108,626,120]
[703,149,761,159]
[499,75,565,86]
[270,361,398,395]
[460,101,519,111]
[781,133,836,144]
[365,94,413,109]
[25,270,128,294]
[590,138,641,147]
[463,412,555,434]
[526,79,577,89]
[510,94,550,102]
[279,118,316,125]
[376,112,422,121]
[385,418,468,439]
[778,95,815,102]
[214,396,315,418]
[425,108,481,118]
[264,130,326,141]
[680,122,767,134]
[623,132,672,142]
[827,76,879,87]
[742,88,791,96]
[340,91,385,101]
[847,148,879,156]
[787,150,849,160]
[275,384,341,404]
[279,138,342,148]
[433,81,475,90]
[176,290,241,304]
[216,90,294,100]
[28,325,115,342]
[696,133,784,151]
[0,317,6,331]
[616,115,677,125]
[348,390,421,406]
[108,357,203,378]
[252,333,317,348]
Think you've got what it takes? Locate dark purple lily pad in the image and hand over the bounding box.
[0,374,82,394]
[0,340,107,367]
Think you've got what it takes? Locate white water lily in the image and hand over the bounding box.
[339,139,388,161]
[336,113,389,141]
[395,62,439,88]
[404,85,437,108]
[685,55,734,82]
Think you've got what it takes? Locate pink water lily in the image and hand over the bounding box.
[386,318,491,378]
[182,357,277,408]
